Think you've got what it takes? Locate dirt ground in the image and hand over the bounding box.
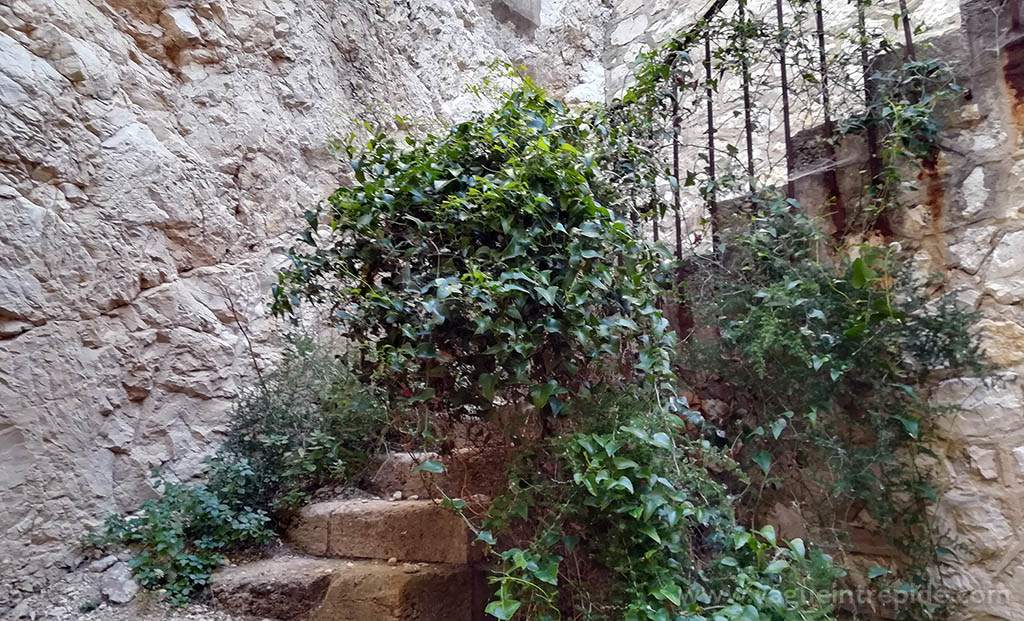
[4,564,267,621]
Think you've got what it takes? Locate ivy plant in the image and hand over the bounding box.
[272,70,676,422]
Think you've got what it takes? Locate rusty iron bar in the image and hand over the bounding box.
[814,0,845,236]
[739,0,755,188]
[857,0,884,205]
[672,75,683,260]
[775,0,796,198]
[704,30,719,251]
[898,0,917,60]
[646,122,659,243]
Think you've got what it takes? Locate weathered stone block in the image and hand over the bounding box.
[213,557,479,621]
[288,499,483,564]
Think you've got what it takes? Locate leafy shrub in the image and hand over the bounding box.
[95,471,272,606]
[208,337,390,512]
[479,392,839,621]
[271,69,675,423]
[679,194,984,618]
[89,339,389,604]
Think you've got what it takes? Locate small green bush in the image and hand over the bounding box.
[679,195,985,618]
[209,337,390,512]
[89,339,389,604]
[272,69,675,423]
[479,392,839,621]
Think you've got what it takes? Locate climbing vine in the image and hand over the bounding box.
[94,1,985,618]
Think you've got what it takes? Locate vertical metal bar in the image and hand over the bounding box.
[858,0,883,199]
[775,0,796,198]
[649,124,659,243]
[898,0,916,60]
[704,31,719,250]
[815,0,845,236]
[672,74,683,260]
[739,0,755,189]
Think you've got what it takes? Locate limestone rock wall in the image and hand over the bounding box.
[0,0,610,605]
[911,3,1024,618]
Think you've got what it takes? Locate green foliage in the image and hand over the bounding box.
[89,340,389,604]
[480,394,839,620]
[680,195,984,618]
[91,470,272,606]
[209,338,390,511]
[272,69,675,420]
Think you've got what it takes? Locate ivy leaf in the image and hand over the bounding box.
[733,531,751,550]
[485,599,521,620]
[851,257,877,289]
[534,558,560,585]
[415,460,445,474]
[657,583,682,606]
[765,559,790,574]
[787,538,806,559]
[895,415,919,438]
[534,285,558,305]
[759,524,777,545]
[893,383,919,400]
[479,373,496,401]
[770,418,787,440]
[867,566,891,579]
[530,381,559,410]
[752,450,772,475]
[639,524,662,544]
[650,432,672,449]
[475,531,497,545]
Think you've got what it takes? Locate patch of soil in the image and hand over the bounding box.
[5,562,268,621]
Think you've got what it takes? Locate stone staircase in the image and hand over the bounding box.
[212,449,503,621]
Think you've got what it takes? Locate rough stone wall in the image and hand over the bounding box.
[602,0,1024,618]
[0,0,610,606]
[4,0,1024,616]
[910,3,1024,618]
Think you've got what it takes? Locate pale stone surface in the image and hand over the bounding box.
[940,491,1014,557]
[959,166,990,219]
[0,0,609,606]
[967,446,999,480]
[978,319,1024,367]
[609,13,648,46]
[985,230,1024,303]
[948,225,997,274]
[98,562,138,604]
[932,376,1023,439]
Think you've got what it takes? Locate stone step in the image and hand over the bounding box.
[213,556,486,621]
[366,448,508,499]
[287,499,483,564]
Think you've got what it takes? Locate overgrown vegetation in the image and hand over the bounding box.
[93,1,987,618]
[680,196,983,618]
[272,81,676,422]
[87,340,389,604]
